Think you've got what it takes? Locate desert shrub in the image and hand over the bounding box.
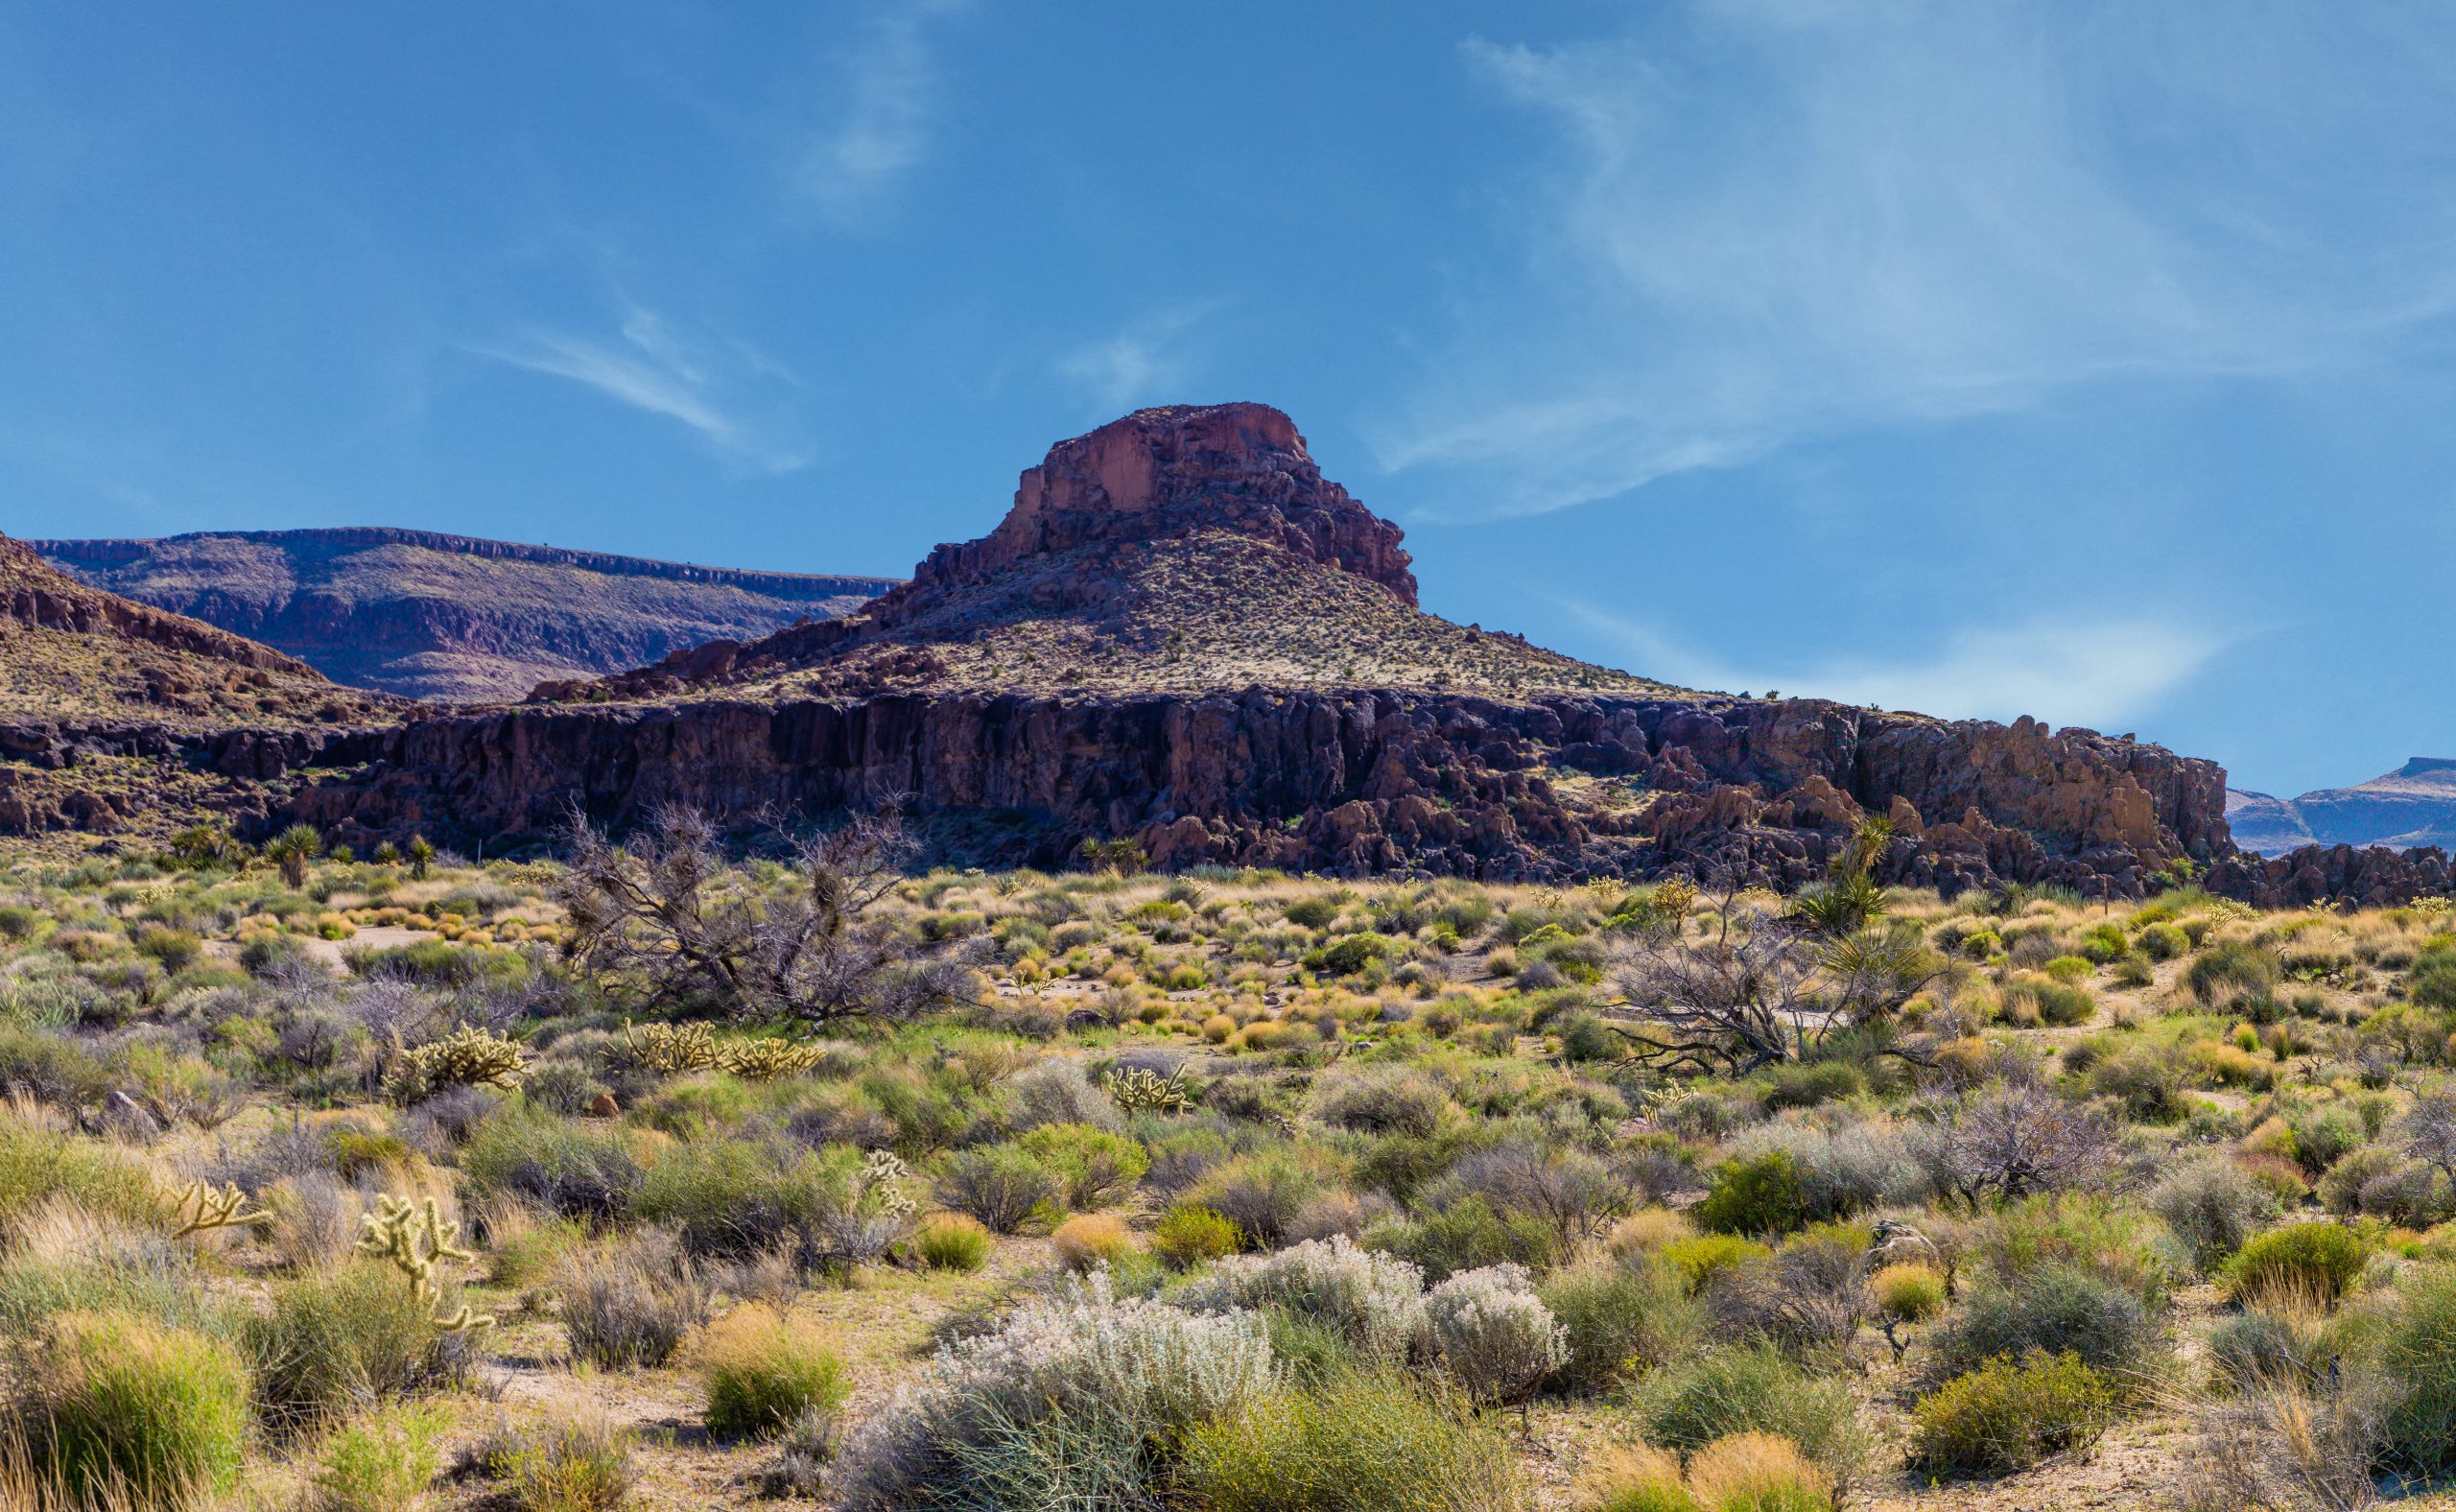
[1004,1057,1120,1132]
[1385,1193,1562,1280]
[1572,1442,1699,1512]
[1424,1263,1566,1404]
[309,1401,447,1512]
[1696,1151,1808,1237]
[247,1261,467,1430]
[460,1108,641,1222]
[1912,1350,2114,1476]
[1015,1122,1149,1210]
[1541,1257,1710,1392]
[2137,922,2189,960]
[1177,1369,1532,1512]
[698,1306,849,1442]
[2188,941,2279,1004]
[1314,1068,1451,1138]
[2380,1261,2456,1477]
[1661,1234,1772,1294]
[1184,1236,1429,1360]
[1927,1264,2155,1382]
[2002,974,2094,1027]
[2206,1308,2332,1392]
[936,1145,1061,1234]
[1722,1122,1910,1224]
[2287,1104,2367,1175]
[831,1273,1274,1511]
[1972,1192,2175,1306]
[1608,1207,1697,1260]
[1283,897,1340,930]
[482,1415,635,1512]
[0,1118,159,1232]
[1634,1342,1865,1482]
[1052,1213,1138,1272]
[2148,1155,2279,1271]
[2220,1221,2371,1307]
[1188,1149,1328,1250]
[1684,1432,1834,1512]
[1871,1262,1948,1321]
[557,1232,713,1370]
[1153,1204,1241,1266]
[636,1138,906,1262]
[8,1310,249,1508]
[0,1025,112,1110]
[911,1212,992,1271]
[1760,1060,1861,1110]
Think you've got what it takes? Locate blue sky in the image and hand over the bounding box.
[5,2,2454,798]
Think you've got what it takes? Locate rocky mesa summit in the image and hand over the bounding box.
[0,402,2445,904]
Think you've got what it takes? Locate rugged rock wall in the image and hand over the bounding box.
[908,403,1416,603]
[114,688,2233,895]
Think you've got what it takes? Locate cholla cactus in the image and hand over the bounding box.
[356,1194,494,1332]
[388,1024,529,1102]
[169,1179,272,1239]
[718,1037,826,1081]
[2413,895,2453,920]
[616,1020,720,1075]
[1104,1065,1197,1115]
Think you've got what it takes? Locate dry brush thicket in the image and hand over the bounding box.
[0,819,2453,1509]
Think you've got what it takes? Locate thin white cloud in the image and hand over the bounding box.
[475,302,812,473]
[1568,602,2229,733]
[1054,304,1219,413]
[1377,5,2456,517]
[789,0,969,226]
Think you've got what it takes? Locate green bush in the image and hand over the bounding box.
[912,1212,992,1271]
[1015,1122,1149,1210]
[2137,922,2189,960]
[1695,1151,1809,1237]
[699,1307,850,1442]
[484,1415,635,1512]
[246,1261,463,1430]
[1152,1204,1242,1266]
[2187,941,2279,1004]
[1385,1193,1560,1281]
[1928,1264,2155,1381]
[10,1310,250,1508]
[2220,1221,2372,1306]
[1910,1351,2114,1476]
[1633,1343,1864,1481]
[2380,1262,2456,1477]
[309,1401,447,1512]
[1304,933,1400,978]
[0,1118,159,1231]
[1759,1060,1863,1109]
[1539,1257,1708,1393]
[2074,923,2130,964]
[937,1145,1062,1234]
[633,1137,841,1257]
[1178,1370,1532,1512]
[460,1108,642,1222]
[1659,1234,1771,1294]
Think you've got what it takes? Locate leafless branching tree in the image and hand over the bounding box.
[1609,875,1942,1075]
[557,805,981,1029]
[1913,1083,2114,1210]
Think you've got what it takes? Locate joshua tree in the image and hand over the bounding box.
[263,823,323,889]
[557,805,981,1029]
[406,835,436,879]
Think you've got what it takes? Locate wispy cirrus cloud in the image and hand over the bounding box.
[1376,4,2456,518]
[1568,601,2231,732]
[788,0,970,226]
[475,302,812,473]
[1054,303,1221,413]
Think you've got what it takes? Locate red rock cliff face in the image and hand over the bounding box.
[908,403,1415,603]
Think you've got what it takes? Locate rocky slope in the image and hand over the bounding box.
[33,528,893,701]
[2,404,2447,902]
[224,405,2243,893]
[0,535,398,838]
[2227,758,2456,855]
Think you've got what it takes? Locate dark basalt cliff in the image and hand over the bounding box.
[231,689,2227,893]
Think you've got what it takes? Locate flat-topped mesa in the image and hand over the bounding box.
[908,402,1417,602]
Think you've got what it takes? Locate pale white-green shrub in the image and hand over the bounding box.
[1179,1235,1429,1360]
[1425,1263,1566,1403]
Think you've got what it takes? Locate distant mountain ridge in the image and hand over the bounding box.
[33,528,896,702]
[2227,757,2456,855]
